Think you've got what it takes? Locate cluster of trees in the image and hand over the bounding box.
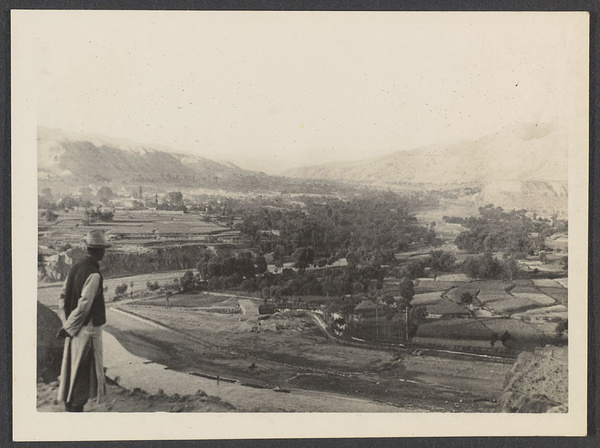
[177,242,389,299]
[461,253,520,281]
[387,249,457,281]
[114,281,135,298]
[42,209,58,222]
[38,186,119,210]
[446,205,567,256]
[238,191,437,267]
[146,280,160,291]
[83,207,114,223]
[156,191,188,212]
[195,250,267,290]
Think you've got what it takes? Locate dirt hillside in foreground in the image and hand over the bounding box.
[497,346,568,413]
[37,380,236,413]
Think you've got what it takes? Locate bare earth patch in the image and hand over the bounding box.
[37,380,235,413]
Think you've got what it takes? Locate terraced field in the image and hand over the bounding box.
[512,305,568,321]
[537,287,568,305]
[411,292,444,306]
[409,271,567,350]
[39,210,232,248]
[445,287,480,303]
[414,281,461,293]
[416,319,493,341]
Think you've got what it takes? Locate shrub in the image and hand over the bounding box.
[45,209,58,222]
[114,283,128,296]
[459,291,474,305]
[555,319,568,338]
[147,281,160,291]
[162,283,181,293]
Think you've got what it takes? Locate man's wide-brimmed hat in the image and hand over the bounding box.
[85,229,112,248]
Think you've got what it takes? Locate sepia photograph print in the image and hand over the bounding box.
[12,10,589,440]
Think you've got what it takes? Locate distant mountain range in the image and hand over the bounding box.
[38,123,568,213]
[284,123,568,213]
[37,127,268,191]
[285,123,567,184]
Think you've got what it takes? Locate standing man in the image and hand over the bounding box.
[57,229,111,412]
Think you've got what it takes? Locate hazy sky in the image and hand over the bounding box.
[28,11,588,173]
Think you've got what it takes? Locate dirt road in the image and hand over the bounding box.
[104,304,510,412]
[103,308,415,412]
[38,272,512,413]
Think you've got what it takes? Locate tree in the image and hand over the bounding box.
[99,210,114,222]
[398,277,415,341]
[114,283,128,297]
[45,209,58,222]
[555,319,568,338]
[97,186,115,204]
[480,252,503,279]
[255,254,268,274]
[167,191,184,205]
[490,332,500,348]
[180,270,196,292]
[129,281,134,298]
[462,253,504,280]
[57,195,79,210]
[462,256,481,279]
[147,281,160,291]
[428,250,456,272]
[412,306,427,321]
[403,260,425,279]
[345,250,360,268]
[502,255,520,283]
[292,247,314,271]
[398,276,415,304]
[273,245,286,263]
[459,291,474,305]
[500,331,512,347]
[236,252,256,278]
[240,278,257,292]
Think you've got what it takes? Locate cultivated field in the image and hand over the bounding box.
[39,209,233,249]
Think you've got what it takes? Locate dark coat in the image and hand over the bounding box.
[62,256,106,326]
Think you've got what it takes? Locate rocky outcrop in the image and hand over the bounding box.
[497,346,568,413]
[37,302,64,382]
[38,249,78,282]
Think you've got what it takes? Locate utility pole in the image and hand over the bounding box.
[405,306,410,342]
[375,301,379,342]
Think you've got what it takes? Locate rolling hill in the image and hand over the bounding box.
[37,127,267,191]
[284,123,568,213]
[37,123,569,213]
